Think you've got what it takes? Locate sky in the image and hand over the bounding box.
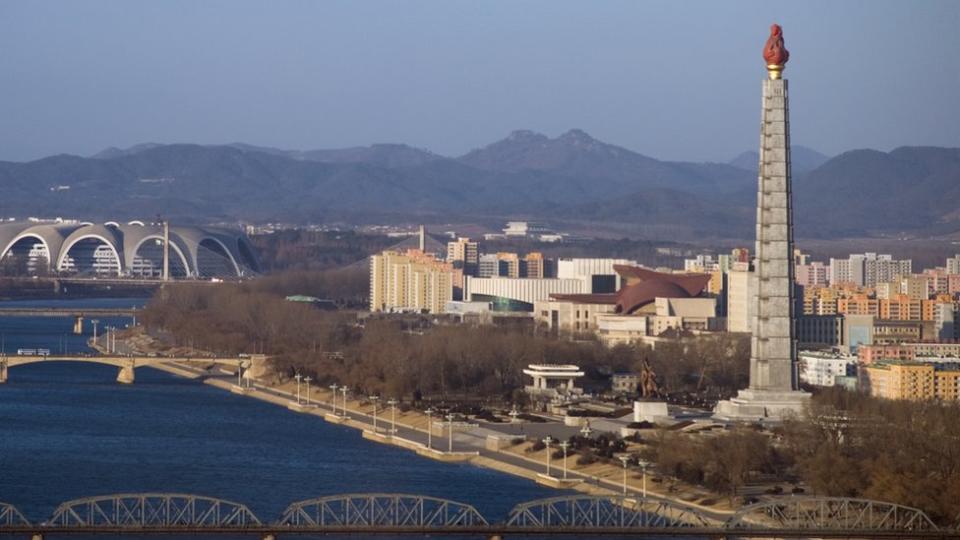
[1,0,958,163]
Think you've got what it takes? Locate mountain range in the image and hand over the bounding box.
[1,130,957,240]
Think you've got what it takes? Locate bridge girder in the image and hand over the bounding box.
[505,495,714,529]
[45,493,260,528]
[0,502,30,527]
[726,496,939,532]
[277,493,488,528]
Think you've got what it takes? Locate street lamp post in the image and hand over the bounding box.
[425,408,435,450]
[369,396,380,433]
[543,436,554,477]
[329,384,339,412]
[637,459,649,499]
[618,455,631,495]
[387,399,399,435]
[294,373,302,404]
[304,376,313,405]
[446,413,455,453]
[559,440,570,480]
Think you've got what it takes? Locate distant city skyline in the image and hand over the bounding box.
[1,0,958,163]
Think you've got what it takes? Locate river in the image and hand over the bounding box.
[0,298,561,536]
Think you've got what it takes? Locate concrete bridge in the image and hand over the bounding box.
[0,307,138,318]
[0,354,268,384]
[0,307,139,335]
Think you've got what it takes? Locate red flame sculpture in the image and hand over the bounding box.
[763,24,789,66]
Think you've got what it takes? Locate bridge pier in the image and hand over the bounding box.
[261,534,276,540]
[0,360,7,383]
[31,533,44,540]
[116,365,135,384]
[73,315,84,335]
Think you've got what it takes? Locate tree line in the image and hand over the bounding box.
[141,271,750,402]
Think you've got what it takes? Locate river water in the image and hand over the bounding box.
[0,298,560,536]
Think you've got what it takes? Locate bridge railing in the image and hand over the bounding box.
[46,493,260,528]
[505,495,713,529]
[0,502,29,527]
[277,493,488,528]
[726,496,939,532]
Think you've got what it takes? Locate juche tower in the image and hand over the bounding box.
[715,24,810,421]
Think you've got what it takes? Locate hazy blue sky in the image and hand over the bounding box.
[1,1,958,162]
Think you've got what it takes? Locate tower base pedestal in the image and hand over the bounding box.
[714,388,810,422]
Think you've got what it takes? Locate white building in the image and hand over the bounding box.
[465,276,583,311]
[523,364,584,398]
[556,257,637,294]
[503,221,551,238]
[467,258,637,311]
[830,253,911,287]
[798,351,857,387]
[725,264,754,333]
[946,254,960,275]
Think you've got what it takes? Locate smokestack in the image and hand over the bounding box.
[418,225,425,252]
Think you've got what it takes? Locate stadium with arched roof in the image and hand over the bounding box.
[0,221,259,278]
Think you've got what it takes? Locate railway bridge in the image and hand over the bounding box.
[1,492,957,539]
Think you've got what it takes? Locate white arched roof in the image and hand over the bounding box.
[56,225,125,274]
[128,234,191,276]
[0,221,257,278]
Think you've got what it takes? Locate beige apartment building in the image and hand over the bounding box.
[860,361,960,401]
[370,249,453,313]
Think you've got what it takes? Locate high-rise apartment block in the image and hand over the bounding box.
[947,255,960,275]
[795,261,828,287]
[370,249,453,313]
[446,237,479,275]
[830,253,911,287]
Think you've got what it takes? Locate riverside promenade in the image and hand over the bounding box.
[142,357,733,523]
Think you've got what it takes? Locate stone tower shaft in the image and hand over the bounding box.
[750,78,798,392]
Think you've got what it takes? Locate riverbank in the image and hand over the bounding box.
[107,326,733,519]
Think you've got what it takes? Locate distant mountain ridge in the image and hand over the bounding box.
[0,131,955,239]
[728,145,830,175]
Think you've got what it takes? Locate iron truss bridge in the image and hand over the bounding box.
[1,493,959,539]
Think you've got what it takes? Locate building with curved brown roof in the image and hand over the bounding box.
[536,265,716,337]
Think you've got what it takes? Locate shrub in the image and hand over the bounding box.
[576,449,598,466]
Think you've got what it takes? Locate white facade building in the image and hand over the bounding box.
[798,351,857,387]
[830,253,911,287]
[465,276,583,309]
[556,258,636,293]
[946,254,960,275]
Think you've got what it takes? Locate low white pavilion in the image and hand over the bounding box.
[523,364,585,397]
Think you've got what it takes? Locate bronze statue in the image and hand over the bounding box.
[638,356,662,399]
